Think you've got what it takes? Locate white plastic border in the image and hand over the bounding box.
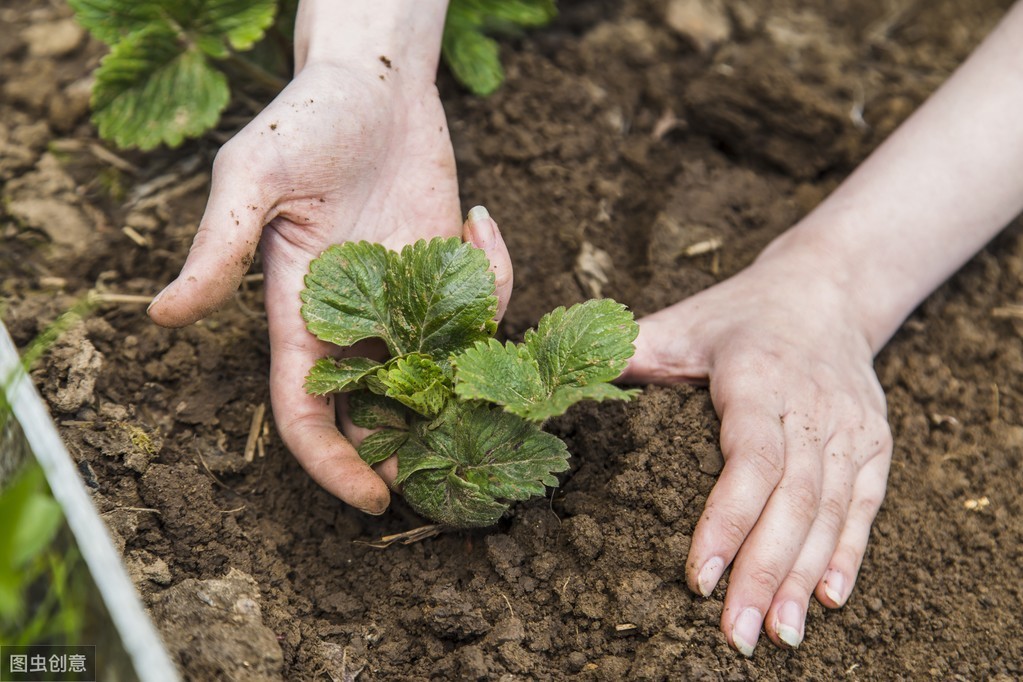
[0,322,179,682]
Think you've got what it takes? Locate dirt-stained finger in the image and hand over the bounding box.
[462,205,513,323]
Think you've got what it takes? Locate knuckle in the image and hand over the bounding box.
[744,562,784,597]
[782,475,821,523]
[719,513,751,549]
[816,494,848,536]
[742,442,785,484]
[786,564,820,594]
[855,491,886,518]
[703,502,752,550]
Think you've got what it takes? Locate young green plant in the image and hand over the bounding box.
[300,236,639,528]
[69,0,557,149]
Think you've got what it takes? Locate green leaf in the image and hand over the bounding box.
[385,238,498,357]
[91,26,229,150]
[451,338,545,405]
[0,466,63,571]
[473,0,558,29]
[67,0,164,44]
[69,0,276,53]
[443,0,557,96]
[301,238,497,359]
[357,429,409,466]
[305,357,383,396]
[192,0,277,54]
[348,391,408,430]
[401,468,509,528]
[377,354,451,418]
[453,300,639,420]
[301,242,395,351]
[442,18,504,97]
[394,402,569,527]
[517,384,642,421]
[527,299,639,389]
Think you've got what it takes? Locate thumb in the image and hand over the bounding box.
[463,205,513,323]
[620,306,710,384]
[148,154,266,328]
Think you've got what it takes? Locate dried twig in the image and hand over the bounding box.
[682,237,723,257]
[244,403,266,463]
[992,304,1023,320]
[501,593,515,618]
[89,142,141,175]
[90,292,155,305]
[104,506,161,515]
[122,225,151,248]
[354,524,444,548]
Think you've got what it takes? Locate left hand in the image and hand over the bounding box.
[622,252,892,655]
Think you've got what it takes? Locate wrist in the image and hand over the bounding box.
[294,0,449,86]
[755,216,912,356]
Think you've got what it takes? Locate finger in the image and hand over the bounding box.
[335,394,399,488]
[148,145,269,327]
[816,448,891,608]
[619,304,710,384]
[720,414,824,657]
[763,431,857,649]
[263,231,391,514]
[686,403,785,598]
[463,205,513,323]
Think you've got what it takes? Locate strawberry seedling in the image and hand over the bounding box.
[69,0,557,149]
[301,237,638,527]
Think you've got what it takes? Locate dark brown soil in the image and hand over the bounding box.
[3,0,1023,679]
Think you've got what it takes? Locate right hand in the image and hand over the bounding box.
[149,58,511,515]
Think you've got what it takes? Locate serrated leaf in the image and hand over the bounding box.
[91,26,228,150]
[401,468,509,527]
[348,391,408,430]
[357,429,409,466]
[69,0,275,53]
[527,299,639,389]
[377,354,451,418]
[192,0,276,54]
[386,238,497,357]
[305,357,382,396]
[68,0,162,44]
[516,384,642,421]
[302,238,497,360]
[453,299,639,420]
[301,242,396,351]
[395,402,569,528]
[451,338,545,405]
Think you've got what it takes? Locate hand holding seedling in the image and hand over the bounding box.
[300,236,638,526]
[147,2,521,514]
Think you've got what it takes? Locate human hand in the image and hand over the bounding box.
[622,251,892,655]
[146,55,515,515]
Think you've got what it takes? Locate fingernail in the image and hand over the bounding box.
[467,205,494,246]
[732,607,762,657]
[823,569,846,605]
[357,505,386,516]
[775,601,804,648]
[697,556,725,597]
[147,285,169,315]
